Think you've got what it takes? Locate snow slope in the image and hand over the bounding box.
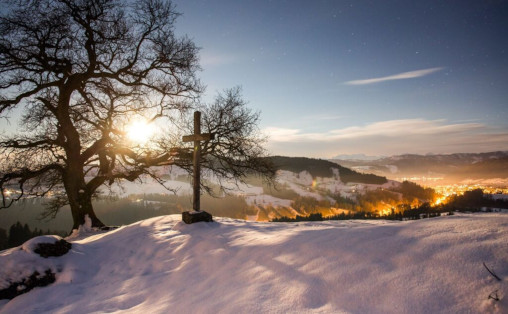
[1,213,507,313]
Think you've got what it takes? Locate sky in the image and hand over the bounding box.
[172,0,508,158]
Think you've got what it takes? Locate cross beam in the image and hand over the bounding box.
[182,111,215,214]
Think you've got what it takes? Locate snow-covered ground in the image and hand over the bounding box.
[1,213,507,313]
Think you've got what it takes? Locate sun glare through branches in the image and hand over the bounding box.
[126,119,155,145]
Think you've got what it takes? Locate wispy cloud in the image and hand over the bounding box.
[263,119,508,157]
[345,67,444,85]
[264,119,483,142]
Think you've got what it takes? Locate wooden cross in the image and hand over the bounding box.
[182,111,215,213]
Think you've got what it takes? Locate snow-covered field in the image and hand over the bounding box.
[1,213,507,313]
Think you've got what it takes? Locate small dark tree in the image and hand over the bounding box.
[0,1,274,230]
[7,222,33,247]
[0,228,7,250]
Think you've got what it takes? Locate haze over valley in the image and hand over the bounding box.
[2,154,507,235]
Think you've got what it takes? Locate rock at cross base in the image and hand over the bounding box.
[182,210,213,224]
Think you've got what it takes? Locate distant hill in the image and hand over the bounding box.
[269,156,387,184]
[0,157,392,230]
[331,151,508,184]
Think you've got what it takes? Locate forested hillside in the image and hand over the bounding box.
[269,156,387,184]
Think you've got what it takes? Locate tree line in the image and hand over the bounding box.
[272,188,508,222]
[438,189,508,212]
[271,207,450,223]
[0,222,66,251]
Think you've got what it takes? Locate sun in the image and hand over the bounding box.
[126,119,155,144]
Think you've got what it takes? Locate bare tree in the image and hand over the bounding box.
[200,88,275,192]
[0,0,274,231]
[173,87,276,195]
[0,0,203,230]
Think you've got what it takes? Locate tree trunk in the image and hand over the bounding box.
[57,84,105,231]
[64,167,105,231]
[69,191,105,231]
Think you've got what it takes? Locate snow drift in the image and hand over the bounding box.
[1,213,507,313]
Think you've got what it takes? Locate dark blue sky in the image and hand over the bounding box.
[172,0,508,157]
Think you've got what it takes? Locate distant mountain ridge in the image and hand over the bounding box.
[331,151,508,184]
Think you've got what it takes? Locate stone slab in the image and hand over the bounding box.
[182,210,213,224]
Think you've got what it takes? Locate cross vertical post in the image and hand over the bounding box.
[181,111,215,224]
[192,111,201,211]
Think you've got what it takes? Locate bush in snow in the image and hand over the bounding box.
[0,270,55,300]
